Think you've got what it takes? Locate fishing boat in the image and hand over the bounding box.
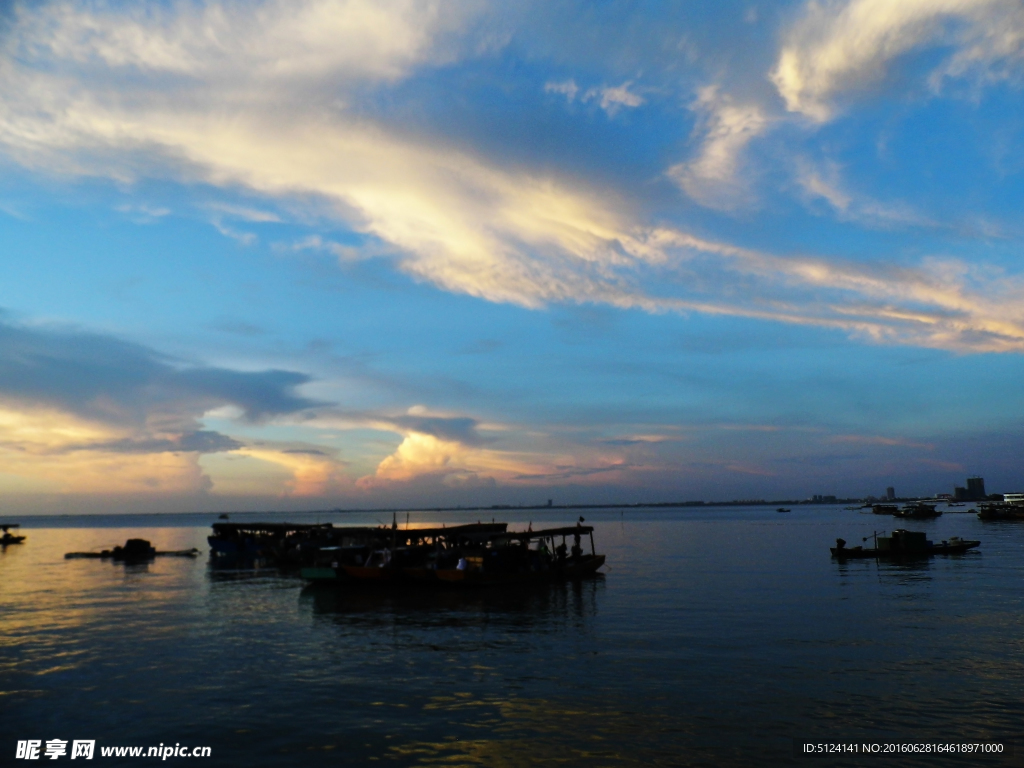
[830,529,979,560]
[1,524,25,545]
[207,521,345,562]
[302,522,509,583]
[871,504,899,515]
[977,503,1024,521]
[65,538,200,563]
[776,508,791,513]
[302,521,606,587]
[433,525,605,587]
[893,502,941,519]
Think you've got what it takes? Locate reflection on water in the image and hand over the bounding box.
[3,509,1024,766]
[303,578,603,624]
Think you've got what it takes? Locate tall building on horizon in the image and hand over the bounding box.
[886,486,895,501]
[955,476,987,501]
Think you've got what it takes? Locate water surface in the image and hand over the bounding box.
[2,507,1021,766]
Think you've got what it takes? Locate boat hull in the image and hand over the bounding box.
[831,541,980,559]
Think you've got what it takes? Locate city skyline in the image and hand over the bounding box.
[3,0,1024,514]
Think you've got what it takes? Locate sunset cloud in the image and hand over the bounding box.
[772,0,1024,121]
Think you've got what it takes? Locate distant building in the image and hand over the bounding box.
[546,499,553,507]
[954,476,987,501]
[811,494,837,504]
[886,486,895,501]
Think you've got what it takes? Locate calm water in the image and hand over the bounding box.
[2,506,1023,766]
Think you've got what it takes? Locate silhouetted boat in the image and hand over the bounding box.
[776,508,791,513]
[1,524,25,545]
[303,522,605,587]
[893,503,941,519]
[977,503,1024,521]
[830,529,979,560]
[871,504,899,515]
[65,538,200,562]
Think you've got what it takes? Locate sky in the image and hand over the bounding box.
[2,0,1024,514]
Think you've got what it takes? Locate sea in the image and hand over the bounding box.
[2,505,1022,767]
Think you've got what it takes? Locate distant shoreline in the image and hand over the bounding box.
[5,497,967,520]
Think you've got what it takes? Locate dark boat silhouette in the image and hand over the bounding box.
[831,529,979,560]
[65,538,199,562]
[1,524,25,545]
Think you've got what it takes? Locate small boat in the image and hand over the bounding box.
[830,529,979,560]
[1,524,25,545]
[65,538,200,562]
[776,508,791,513]
[218,513,230,520]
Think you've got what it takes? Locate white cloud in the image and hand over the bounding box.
[4,1,1024,352]
[544,78,579,102]
[772,0,1024,122]
[547,78,645,116]
[583,81,645,116]
[668,86,770,210]
[795,158,939,229]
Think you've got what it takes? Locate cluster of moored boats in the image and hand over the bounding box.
[209,519,606,587]
[829,497,1024,560]
[3,516,606,588]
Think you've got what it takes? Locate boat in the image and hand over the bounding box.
[776,508,791,513]
[432,525,606,587]
[65,538,200,563]
[893,502,941,519]
[1,524,25,545]
[301,522,509,583]
[977,503,1024,521]
[302,522,605,587]
[871,504,899,515]
[830,529,979,560]
[208,521,344,562]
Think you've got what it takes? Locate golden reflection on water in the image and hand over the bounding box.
[0,526,207,691]
[389,694,704,767]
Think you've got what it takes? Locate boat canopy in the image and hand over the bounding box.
[492,525,594,541]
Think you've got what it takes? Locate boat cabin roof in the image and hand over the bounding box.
[211,522,336,534]
[493,525,594,541]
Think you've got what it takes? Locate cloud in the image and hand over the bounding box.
[795,158,940,229]
[4,1,1024,353]
[544,78,579,102]
[582,81,645,116]
[772,0,1024,122]
[546,78,645,115]
[829,434,934,450]
[0,314,324,493]
[668,86,770,209]
[234,445,351,496]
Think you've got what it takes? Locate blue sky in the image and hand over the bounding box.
[1,0,1024,513]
